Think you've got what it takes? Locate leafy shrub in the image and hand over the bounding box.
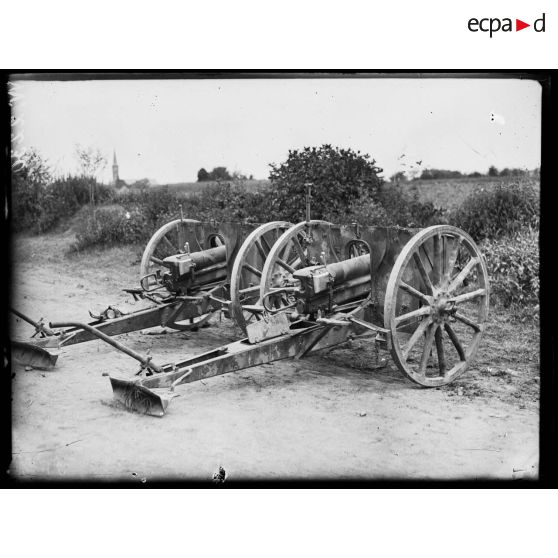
[11,149,52,232]
[268,145,384,222]
[449,181,539,241]
[119,186,179,229]
[71,205,149,251]
[480,227,539,315]
[344,190,392,226]
[39,176,114,231]
[419,169,463,180]
[377,185,447,228]
[12,153,114,234]
[71,182,274,251]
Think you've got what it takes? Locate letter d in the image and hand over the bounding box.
[534,13,545,32]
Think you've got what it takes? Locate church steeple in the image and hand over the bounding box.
[112,150,119,185]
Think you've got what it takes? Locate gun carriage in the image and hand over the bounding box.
[12,188,489,416]
[107,220,489,416]
[11,218,292,363]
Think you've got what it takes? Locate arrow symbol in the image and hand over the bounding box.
[516,19,530,31]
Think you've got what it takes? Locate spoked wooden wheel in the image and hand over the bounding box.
[140,218,214,331]
[384,225,489,387]
[259,220,347,316]
[346,239,371,259]
[229,221,292,332]
[140,218,203,279]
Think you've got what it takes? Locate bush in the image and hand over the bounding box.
[344,189,392,226]
[70,182,274,251]
[377,185,447,228]
[419,169,463,180]
[480,227,539,315]
[12,159,114,234]
[268,145,384,222]
[40,176,113,231]
[448,181,539,241]
[12,149,52,232]
[71,205,149,251]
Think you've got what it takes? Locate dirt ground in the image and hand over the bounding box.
[9,232,540,482]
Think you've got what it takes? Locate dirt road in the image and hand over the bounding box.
[9,233,540,481]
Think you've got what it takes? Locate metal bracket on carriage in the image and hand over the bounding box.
[245,312,290,344]
[88,305,125,322]
[261,288,298,314]
[139,271,167,293]
[123,287,173,305]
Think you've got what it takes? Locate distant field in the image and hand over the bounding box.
[159,179,270,195]
[394,176,540,210]
[152,176,540,212]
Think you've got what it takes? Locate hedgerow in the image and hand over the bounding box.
[448,181,539,241]
[480,227,539,317]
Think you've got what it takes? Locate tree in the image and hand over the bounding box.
[390,171,407,183]
[197,168,209,182]
[419,169,463,180]
[488,165,499,177]
[268,144,384,222]
[75,145,106,179]
[130,178,151,189]
[11,148,52,232]
[74,145,107,223]
[208,166,232,181]
[231,170,248,180]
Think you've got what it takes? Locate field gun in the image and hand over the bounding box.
[10,218,293,366]
[106,221,489,416]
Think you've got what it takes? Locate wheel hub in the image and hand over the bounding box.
[431,291,450,323]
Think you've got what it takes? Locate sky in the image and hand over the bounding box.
[10,77,542,184]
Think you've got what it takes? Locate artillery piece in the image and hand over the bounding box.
[11,217,294,367]
[107,220,489,416]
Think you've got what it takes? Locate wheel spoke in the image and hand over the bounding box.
[413,251,434,295]
[291,236,307,266]
[395,305,431,326]
[449,288,486,305]
[280,241,293,263]
[433,233,442,285]
[444,323,466,361]
[444,236,462,283]
[243,263,262,278]
[400,281,431,304]
[239,285,260,295]
[402,317,432,360]
[454,311,481,332]
[276,258,295,274]
[441,235,446,280]
[288,257,302,270]
[254,239,268,261]
[434,326,446,376]
[161,234,177,254]
[419,324,437,376]
[448,257,479,293]
[260,234,272,254]
[420,245,435,273]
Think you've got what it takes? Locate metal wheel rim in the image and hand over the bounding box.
[229,221,293,332]
[384,225,489,387]
[165,312,213,331]
[140,218,202,280]
[259,220,342,316]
